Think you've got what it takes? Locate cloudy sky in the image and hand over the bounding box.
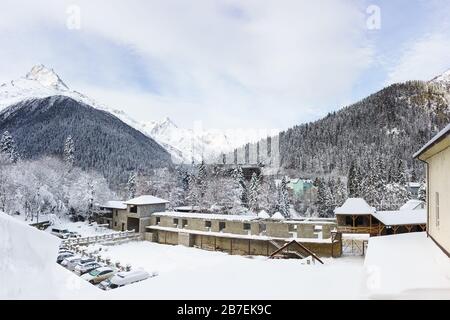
[1,0,449,132]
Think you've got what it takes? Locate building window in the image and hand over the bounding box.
[182,219,188,228]
[259,223,266,233]
[205,221,212,228]
[243,223,251,230]
[115,210,118,217]
[436,192,440,227]
[114,222,117,227]
[219,222,226,232]
[130,205,137,213]
[173,218,179,225]
[156,217,160,225]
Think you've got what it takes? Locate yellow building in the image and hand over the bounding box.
[414,124,450,257]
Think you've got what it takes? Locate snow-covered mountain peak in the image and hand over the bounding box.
[25,64,69,90]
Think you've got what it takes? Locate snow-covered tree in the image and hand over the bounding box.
[0,131,19,163]
[232,165,248,209]
[126,171,137,199]
[248,172,261,213]
[63,135,75,168]
[418,181,426,202]
[347,161,361,198]
[277,177,290,218]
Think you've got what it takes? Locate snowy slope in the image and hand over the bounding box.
[0,212,97,299]
[0,65,265,164]
[430,68,450,92]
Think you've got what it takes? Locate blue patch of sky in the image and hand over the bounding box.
[348,0,437,107]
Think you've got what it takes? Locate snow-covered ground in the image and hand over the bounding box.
[363,232,450,299]
[3,213,450,300]
[101,241,364,300]
[45,221,117,238]
[0,212,97,299]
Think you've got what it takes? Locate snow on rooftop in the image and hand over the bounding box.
[414,123,450,158]
[258,210,270,219]
[153,211,258,222]
[400,199,425,211]
[125,195,169,205]
[271,212,285,220]
[372,210,426,226]
[101,200,127,210]
[334,198,376,215]
[363,232,450,299]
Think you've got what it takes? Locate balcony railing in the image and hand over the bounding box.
[337,225,380,236]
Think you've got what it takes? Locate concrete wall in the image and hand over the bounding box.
[427,144,450,254]
[112,209,128,231]
[127,203,167,218]
[149,229,341,258]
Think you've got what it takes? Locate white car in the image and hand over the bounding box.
[81,267,116,284]
[61,255,81,268]
[51,227,70,239]
[74,261,103,276]
[67,257,95,272]
[98,270,152,290]
[57,252,74,264]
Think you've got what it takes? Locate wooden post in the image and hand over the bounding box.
[230,238,233,255]
[248,239,251,255]
[214,236,217,251]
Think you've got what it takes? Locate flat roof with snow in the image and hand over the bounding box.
[101,201,127,210]
[125,195,169,206]
[363,232,450,298]
[334,198,376,215]
[372,210,426,226]
[153,211,258,222]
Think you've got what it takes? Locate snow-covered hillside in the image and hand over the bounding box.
[430,68,450,93]
[0,65,271,164]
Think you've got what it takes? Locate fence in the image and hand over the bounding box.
[61,230,141,246]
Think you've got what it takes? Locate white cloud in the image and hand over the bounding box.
[386,32,450,84]
[0,0,374,130]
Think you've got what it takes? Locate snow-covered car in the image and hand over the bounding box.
[68,231,81,238]
[61,255,81,268]
[81,267,116,284]
[98,270,151,290]
[57,252,74,264]
[66,257,95,272]
[51,227,70,239]
[74,261,103,276]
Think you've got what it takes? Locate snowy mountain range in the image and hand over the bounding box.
[0,65,268,164]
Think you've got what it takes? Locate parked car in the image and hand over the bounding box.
[74,261,103,276]
[57,252,74,264]
[81,267,116,284]
[61,255,81,268]
[67,257,95,272]
[51,228,71,239]
[68,231,81,238]
[98,270,151,290]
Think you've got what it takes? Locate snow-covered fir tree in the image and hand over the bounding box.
[418,181,426,202]
[248,172,261,213]
[63,135,75,167]
[277,177,290,218]
[197,161,208,209]
[0,131,19,163]
[126,171,137,199]
[232,165,248,209]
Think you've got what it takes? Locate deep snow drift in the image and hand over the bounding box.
[0,212,97,299]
